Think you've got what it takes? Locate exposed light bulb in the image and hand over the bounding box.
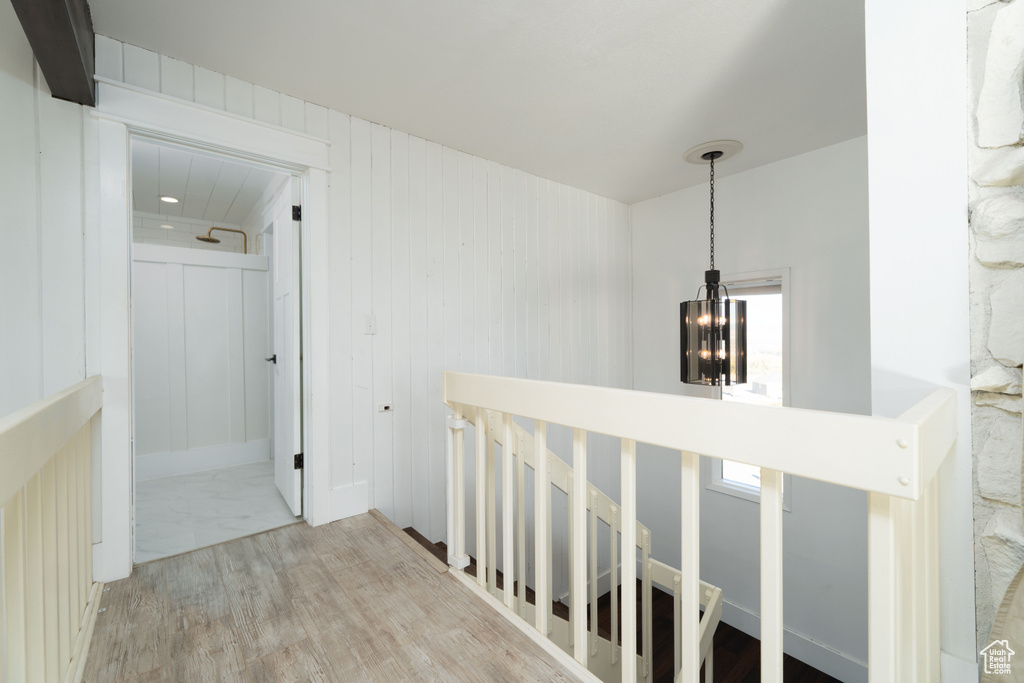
[160,195,179,203]
[699,349,711,359]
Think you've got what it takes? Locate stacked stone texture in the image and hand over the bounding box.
[970,0,1024,653]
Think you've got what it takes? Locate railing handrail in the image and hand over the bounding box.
[444,372,956,500]
[0,375,103,505]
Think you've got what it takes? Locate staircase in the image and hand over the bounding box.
[447,405,721,683]
[442,371,957,683]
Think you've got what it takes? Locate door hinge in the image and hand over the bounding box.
[294,453,304,469]
[292,205,302,221]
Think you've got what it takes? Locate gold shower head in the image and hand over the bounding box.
[196,227,246,253]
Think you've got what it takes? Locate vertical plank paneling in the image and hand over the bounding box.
[559,185,572,384]
[225,269,246,444]
[487,161,503,375]
[253,85,281,126]
[578,192,591,385]
[473,158,489,374]
[224,76,254,118]
[408,136,430,532]
[567,188,580,384]
[501,166,515,379]
[458,152,475,375]
[514,170,528,379]
[371,124,394,520]
[597,199,610,388]
[537,179,550,381]
[280,94,305,133]
[193,67,225,110]
[38,92,85,398]
[549,184,563,384]
[123,44,160,91]
[760,468,784,683]
[588,194,601,385]
[526,175,540,380]
[3,490,27,682]
[159,55,193,101]
[349,117,374,508]
[424,141,446,542]
[391,130,413,528]
[93,35,123,81]
[327,111,354,491]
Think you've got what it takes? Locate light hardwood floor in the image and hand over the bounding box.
[84,513,582,682]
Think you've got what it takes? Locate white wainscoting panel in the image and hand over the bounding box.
[133,246,271,477]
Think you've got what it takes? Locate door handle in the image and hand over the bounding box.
[265,354,277,364]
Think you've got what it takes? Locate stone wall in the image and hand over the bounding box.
[970,0,1024,653]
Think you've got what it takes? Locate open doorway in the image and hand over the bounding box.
[130,138,304,563]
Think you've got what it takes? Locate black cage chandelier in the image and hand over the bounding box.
[680,142,747,387]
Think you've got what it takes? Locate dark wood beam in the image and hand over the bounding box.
[10,0,96,106]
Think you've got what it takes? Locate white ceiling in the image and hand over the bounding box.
[96,0,866,204]
[131,140,283,224]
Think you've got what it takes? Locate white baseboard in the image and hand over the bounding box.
[135,439,270,481]
[941,650,978,683]
[719,599,868,683]
[327,481,369,522]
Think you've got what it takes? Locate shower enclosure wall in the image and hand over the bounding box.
[132,244,272,480]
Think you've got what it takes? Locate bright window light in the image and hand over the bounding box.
[721,285,783,491]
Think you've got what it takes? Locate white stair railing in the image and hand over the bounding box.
[446,392,721,682]
[443,372,955,683]
[0,376,104,683]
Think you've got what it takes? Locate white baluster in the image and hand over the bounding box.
[621,438,637,683]
[611,504,619,665]
[590,489,599,659]
[487,411,497,595]
[642,529,652,682]
[760,468,784,683]
[680,451,700,683]
[446,410,469,569]
[517,433,527,619]
[502,413,515,610]
[534,421,550,635]
[476,408,487,588]
[673,574,682,678]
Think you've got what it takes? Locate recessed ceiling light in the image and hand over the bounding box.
[159,195,179,203]
[159,224,174,230]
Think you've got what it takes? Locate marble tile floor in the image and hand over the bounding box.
[135,459,299,564]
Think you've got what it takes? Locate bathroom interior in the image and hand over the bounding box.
[130,138,301,563]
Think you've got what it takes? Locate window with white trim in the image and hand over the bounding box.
[706,274,791,506]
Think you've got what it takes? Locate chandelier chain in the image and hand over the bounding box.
[709,156,715,270]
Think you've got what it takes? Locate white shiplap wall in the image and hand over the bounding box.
[95,36,634,554]
[0,5,93,420]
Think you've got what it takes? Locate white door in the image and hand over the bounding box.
[271,183,302,516]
